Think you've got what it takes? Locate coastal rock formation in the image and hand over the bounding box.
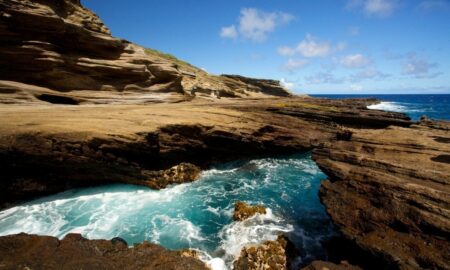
[301,261,362,270]
[233,201,267,221]
[0,0,292,100]
[0,97,410,208]
[313,120,450,269]
[234,235,299,270]
[222,75,292,97]
[1,0,449,270]
[0,233,209,270]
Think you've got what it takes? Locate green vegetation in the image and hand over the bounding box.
[144,48,196,70]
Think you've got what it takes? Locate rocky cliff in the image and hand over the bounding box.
[313,120,450,270]
[0,0,449,270]
[0,0,291,102]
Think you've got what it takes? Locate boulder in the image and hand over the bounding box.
[233,201,267,221]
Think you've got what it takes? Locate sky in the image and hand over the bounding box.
[83,0,450,94]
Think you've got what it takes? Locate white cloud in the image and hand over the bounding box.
[350,84,364,91]
[220,8,294,42]
[417,0,450,11]
[282,58,309,72]
[350,67,390,81]
[340,54,371,68]
[220,25,238,39]
[278,34,345,58]
[280,78,295,89]
[305,72,346,84]
[347,0,398,17]
[402,54,439,78]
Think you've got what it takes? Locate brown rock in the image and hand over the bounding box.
[0,233,208,270]
[313,121,450,270]
[142,162,202,189]
[301,261,362,270]
[233,201,267,221]
[234,235,299,270]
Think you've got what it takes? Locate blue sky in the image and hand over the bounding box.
[83,0,450,94]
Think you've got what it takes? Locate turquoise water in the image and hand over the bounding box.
[0,153,335,269]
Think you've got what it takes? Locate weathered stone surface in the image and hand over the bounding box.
[0,233,208,270]
[234,235,299,270]
[0,0,292,99]
[313,120,450,270]
[221,74,292,97]
[0,97,410,209]
[233,201,267,221]
[301,261,362,270]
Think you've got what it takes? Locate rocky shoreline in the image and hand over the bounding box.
[0,0,449,269]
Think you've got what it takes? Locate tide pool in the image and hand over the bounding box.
[0,153,335,269]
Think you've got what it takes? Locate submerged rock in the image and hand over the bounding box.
[233,201,267,221]
[0,233,209,270]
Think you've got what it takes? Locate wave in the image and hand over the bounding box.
[217,208,293,265]
[367,101,409,112]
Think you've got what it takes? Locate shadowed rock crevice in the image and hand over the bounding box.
[36,93,80,105]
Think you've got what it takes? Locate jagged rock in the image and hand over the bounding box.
[313,121,450,270]
[0,97,417,209]
[234,235,299,270]
[233,201,267,221]
[141,162,202,189]
[301,261,362,270]
[0,233,208,270]
[221,74,292,97]
[0,0,292,100]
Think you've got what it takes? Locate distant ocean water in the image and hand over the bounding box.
[312,94,450,121]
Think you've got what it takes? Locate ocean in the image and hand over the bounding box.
[313,94,450,121]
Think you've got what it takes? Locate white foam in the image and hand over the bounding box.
[217,208,293,263]
[367,101,408,112]
[207,258,228,270]
[148,214,205,245]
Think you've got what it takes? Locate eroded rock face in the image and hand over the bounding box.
[233,201,267,221]
[313,120,450,270]
[0,0,293,100]
[221,74,292,97]
[0,97,415,209]
[234,235,299,270]
[301,261,362,270]
[0,233,209,270]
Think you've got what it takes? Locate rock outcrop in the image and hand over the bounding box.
[0,0,292,101]
[1,1,449,270]
[0,233,209,270]
[233,201,267,221]
[222,74,292,97]
[0,97,411,209]
[234,235,299,270]
[313,120,450,269]
[301,261,362,270]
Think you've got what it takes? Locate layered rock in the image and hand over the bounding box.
[0,97,411,208]
[313,120,450,269]
[301,261,362,270]
[0,233,208,270]
[0,0,292,100]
